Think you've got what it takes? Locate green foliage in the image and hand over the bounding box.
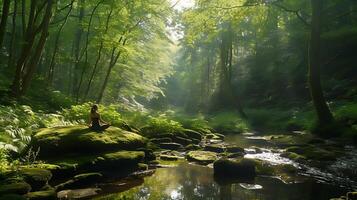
[208,111,249,134]
[0,148,9,174]
[245,107,315,132]
[142,115,184,136]
[0,104,72,153]
[334,103,357,124]
[61,103,124,126]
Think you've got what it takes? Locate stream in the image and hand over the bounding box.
[90,133,357,200]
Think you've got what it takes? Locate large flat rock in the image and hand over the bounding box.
[31,125,147,158]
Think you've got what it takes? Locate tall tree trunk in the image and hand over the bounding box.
[72,0,85,96]
[10,0,37,96]
[84,8,113,101]
[47,0,74,87]
[75,0,104,103]
[21,0,26,36]
[0,0,11,48]
[20,0,54,95]
[96,38,126,103]
[308,0,334,125]
[8,0,17,69]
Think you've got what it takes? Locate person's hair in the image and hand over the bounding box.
[91,104,98,114]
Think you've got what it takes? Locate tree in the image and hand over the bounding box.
[308,0,334,125]
[0,0,10,48]
[10,0,54,97]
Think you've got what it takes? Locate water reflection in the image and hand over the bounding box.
[94,163,347,200]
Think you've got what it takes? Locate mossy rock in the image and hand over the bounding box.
[269,134,315,147]
[214,133,225,140]
[286,145,338,161]
[185,144,200,151]
[172,136,192,145]
[280,152,306,163]
[137,163,148,171]
[150,137,172,144]
[32,125,147,158]
[255,159,298,183]
[0,194,27,200]
[160,155,179,161]
[55,173,103,191]
[186,151,218,164]
[74,172,103,182]
[20,168,52,191]
[159,143,183,150]
[24,189,56,200]
[225,145,244,154]
[50,151,145,174]
[204,144,225,153]
[181,129,202,140]
[94,151,145,169]
[206,134,220,140]
[0,182,31,195]
[213,158,256,183]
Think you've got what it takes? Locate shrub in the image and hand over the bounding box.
[0,148,9,174]
[334,103,357,125]
[208,111,249,134]
[141,115,184,137]
[61,103,124,126]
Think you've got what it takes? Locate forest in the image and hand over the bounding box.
[0,0,356,199]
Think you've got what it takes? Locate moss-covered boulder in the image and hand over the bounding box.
[285,145,338,161]
[226,145,244,154]
[185,144,200,151]
[24,189,56,200]
[213,158,256,181]
[254,160,298,183]
[206,133,221,140]
[204,144,225,153]
[160,155,179,161]
[150,137,172,144]
[0,182,31,195]
[172,136,192,145]
[20,168,52,191]
[186,151,218,164]
[51,150,145,174]
[31,126,147,158]
[182,129,202,140]
[55,173,103,191]
[159,143,183,150]
[57,188,101,199]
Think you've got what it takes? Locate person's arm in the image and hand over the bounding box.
[99,114,110,125]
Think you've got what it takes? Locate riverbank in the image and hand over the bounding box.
[1,123,356,199]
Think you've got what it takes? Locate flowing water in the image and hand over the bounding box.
[92,133,357,200]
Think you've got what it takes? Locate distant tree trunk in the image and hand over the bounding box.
[84,8,113,101]
[8,0,17,68]
[214,26,246,117]
[11,0,37,96]
[96,37,126,103]
[75,0,104,103]
[20,0,54,95]
[21,0,26,36]
[308,0,334,125]
[47,0,74,87]
[72,0,85,96]
[0,0,11,48]
[10,0,54,97]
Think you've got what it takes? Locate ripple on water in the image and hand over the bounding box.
[239,183,263,190]
[244,148,299,167]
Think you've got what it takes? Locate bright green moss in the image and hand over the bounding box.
[32,126,147,158]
